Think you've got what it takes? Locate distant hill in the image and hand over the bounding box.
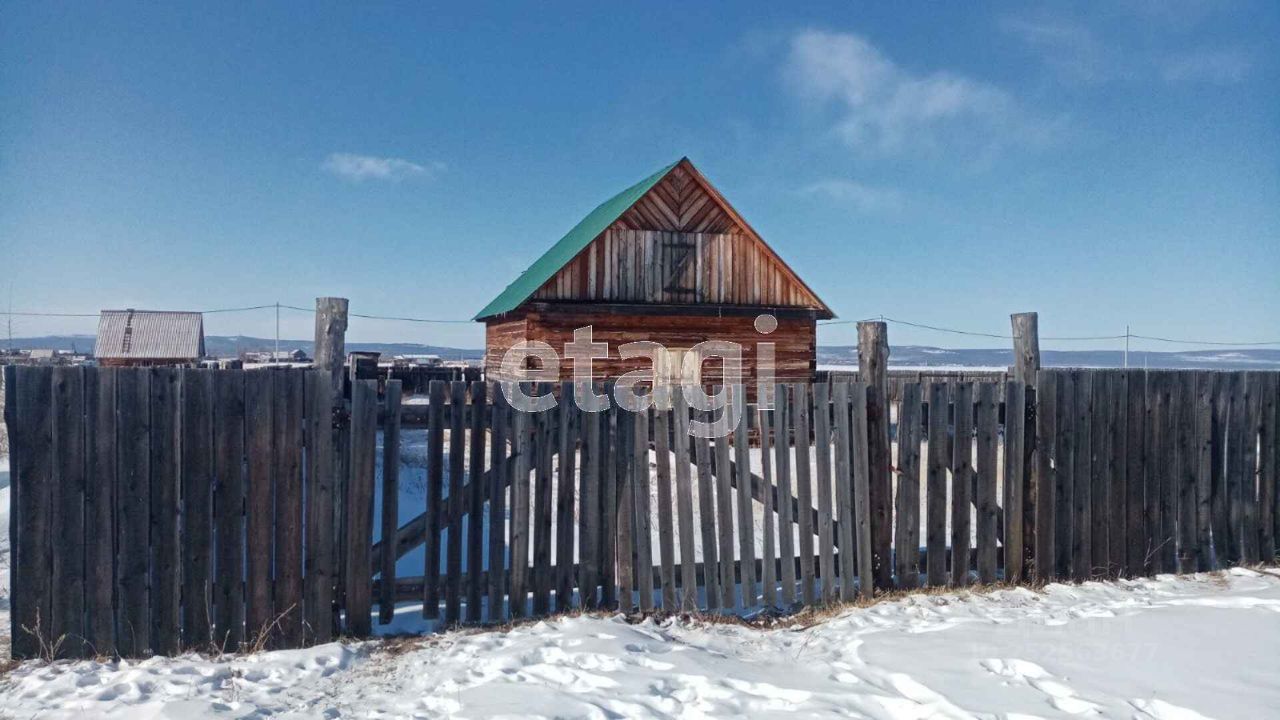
[819,345,1280,370]
[5,336,1279,369]
[4,334,485,361]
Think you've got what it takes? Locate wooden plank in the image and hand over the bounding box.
[693,406,720,609]
[445,381,466,623]
[577,394,598,610]
[423,379,445,619]
[1272,373,1280,558]
[468,380,488,622]
[554,383,577,611]
[773,384,795,604]
[1033,370,1057,584]
[1124,371,1147,576]
[532,388,555,615]
[673,389,699,610]
[212,369,245,652]
[1258,373,1277,562]
[654,401,678,609]
[792,383,815,605]
[925,382,948,587]
[951,382,974,586]
[274,369,304,646]
[711,397,742,604]
[1070,371,1091,581]
[1176,372,1198,572]
[116,368,153,656]
[1241,373,1262,563]
[50,367,87,658]
[634,406,655,611]
[600,403,618,608]
[487,386,509,620]
[832,382,855,600]
[1209,373,1229,566]
[148,367,181,656]
[1003,381,1026,583]
[860,323,894,591]
[84,367,118,656]
[812,383,836,601]
[758,401,779,607]
[9,366,54,659]
[733,387,758,607]
[344,379,378,637]
[894,383,922,588]
[849,382,874,598]
[713,399,737,609]
[1193,373,1214,570]
[379,379,403,625]
[1055,371,1076,579]
[1154,373,1177,573]
[1089,373,1110,577]
[1104,374,1127,578]
[244,369,275,646]
[616,408,636,611]
[304,371,336,644]
[975,382,998,584]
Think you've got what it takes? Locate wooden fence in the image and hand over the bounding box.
[5,366,1279,659]
[3,365,376,659]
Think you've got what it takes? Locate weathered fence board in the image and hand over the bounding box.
[894,383,921,588]
[951,382,973,586]
[86,367,118,656]
[51,366,87,657]
[469,381,488,622]
[379,379,402,625]
[975,382,998,584]
[925,382,948,586]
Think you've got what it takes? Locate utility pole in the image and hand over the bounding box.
[1124,325,1130,369]
[275,301,281,363]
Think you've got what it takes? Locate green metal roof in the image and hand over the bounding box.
[474,159,681,320]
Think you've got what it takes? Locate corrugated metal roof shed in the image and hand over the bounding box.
[95,310,205,360]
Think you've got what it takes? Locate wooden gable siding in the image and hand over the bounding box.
[615,162,735,234]
[532,228,822,308]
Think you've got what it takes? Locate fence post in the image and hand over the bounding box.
[857,320,892,591]
[313,296,348,632]
[1011,311,1040,571]
[313,297,349,395]
[1011,312,1040,384]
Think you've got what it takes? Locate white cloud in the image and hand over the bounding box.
[998,16,1110,84]
[1160,48,1251,85]
[322,153,445,182]
[785,30,1046,156]
[801,179,903,213]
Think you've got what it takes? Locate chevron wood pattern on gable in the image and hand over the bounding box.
[616,164,735,234]
[532,228,823,308]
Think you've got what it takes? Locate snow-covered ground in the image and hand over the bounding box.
[1,565,1278,717]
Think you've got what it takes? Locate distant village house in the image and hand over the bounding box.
[94,309,205,367]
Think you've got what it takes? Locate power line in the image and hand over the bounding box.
[1129,334,1280,347]
[279,304,473,324]
[820,315,1124,341]
[3,303,1278,345]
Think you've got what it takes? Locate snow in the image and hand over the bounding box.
[2,551,1278,717]
[5,453,1280,718]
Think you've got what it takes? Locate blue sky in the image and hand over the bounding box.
[2,1,1276,351]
